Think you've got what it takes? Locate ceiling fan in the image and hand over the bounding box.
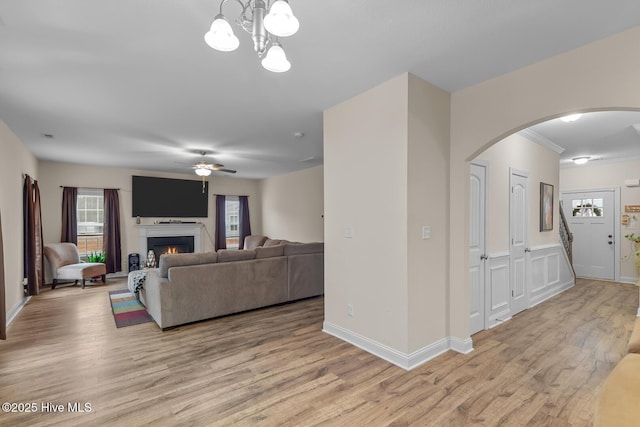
[192,151,236,192]
[192,151,237,176]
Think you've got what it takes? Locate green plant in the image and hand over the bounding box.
[87,251,106,263]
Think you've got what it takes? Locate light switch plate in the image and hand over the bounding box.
[422,226,431,239]
[344,226,353,238]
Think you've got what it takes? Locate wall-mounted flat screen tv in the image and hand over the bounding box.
[132,175,208,218]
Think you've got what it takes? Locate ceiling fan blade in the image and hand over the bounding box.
[218,168,236,173]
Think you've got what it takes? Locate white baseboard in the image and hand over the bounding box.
[7,296,31,327]
[637,307,640,317]
[529,279,574,308]
[323,321,472,371]
[449,336,474,354]
[620,276,638,285]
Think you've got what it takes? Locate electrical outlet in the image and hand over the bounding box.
[344,226,353,238]
[422,226,431,239]
[347,304,354,317]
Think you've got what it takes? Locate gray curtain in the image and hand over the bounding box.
[23,175,44,296]
[60,186,78,244]
[103,189,122,274]
[0,208,6,340]
[215,195,227,251]
[238,196,251,250]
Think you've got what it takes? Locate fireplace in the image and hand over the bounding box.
[136,223,203,265]
[147,236,194,261]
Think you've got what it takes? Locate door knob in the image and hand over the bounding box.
[608,235,613,238]
[524,248,531,253]
[480,254,488,260]
[608,241,613,245]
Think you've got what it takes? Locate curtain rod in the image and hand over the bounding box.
[213,194,249,197]
[60,186,120,190]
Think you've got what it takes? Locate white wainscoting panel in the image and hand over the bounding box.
[487,253,511,328]
[528,244,574,307]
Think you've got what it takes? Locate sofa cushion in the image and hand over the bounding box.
[244,235,268,250]
[594,353,640,427]
[159,252,218,278]
[255,245,285,259]
[263,239,284,247]
[628,317,640,354]
[217,249,256,263]
[284,242,324,256]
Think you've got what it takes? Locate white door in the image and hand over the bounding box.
[510,169,529,316]
[562,190,615,280]
[470,163,486,335]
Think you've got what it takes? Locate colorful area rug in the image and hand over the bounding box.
[109,290,153,328]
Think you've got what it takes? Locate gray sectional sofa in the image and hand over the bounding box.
[139,237,324,329]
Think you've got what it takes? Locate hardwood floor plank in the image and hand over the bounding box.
[0,278,637,426]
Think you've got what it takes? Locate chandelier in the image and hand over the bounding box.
[204,0,299,73]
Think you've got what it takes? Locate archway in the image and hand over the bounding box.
[448,26,640,343]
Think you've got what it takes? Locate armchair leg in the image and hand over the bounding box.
[52,279,57,290]
[101,274,106,283]
[82,279,86,289]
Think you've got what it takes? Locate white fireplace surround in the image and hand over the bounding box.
[137,223,203,263]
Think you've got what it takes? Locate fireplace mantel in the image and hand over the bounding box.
[137,223,203,262]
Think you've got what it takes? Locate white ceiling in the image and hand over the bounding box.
[528,111,640,168]
[1,1,640,178]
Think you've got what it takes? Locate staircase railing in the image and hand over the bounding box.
[559,201,575,277]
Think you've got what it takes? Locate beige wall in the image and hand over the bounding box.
[324,73,451,355]
[260,165,324,242]
[0,121,38,319]
[475,133,560,254]
[38,161,262,274]
[406,74,450,351]
[325,73,409,351]
[560,160,640,281]
[450,26,640,338]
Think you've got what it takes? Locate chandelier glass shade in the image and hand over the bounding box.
[204,0,298,72]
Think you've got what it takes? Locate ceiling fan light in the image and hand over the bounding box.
[195,167,212,176]
[572,156,590,165]
[264,0,299,37]
[561,113,583,123]
[204,14,240,52]
[261,42,291,72]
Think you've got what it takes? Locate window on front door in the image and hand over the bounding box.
[77,189,104,257]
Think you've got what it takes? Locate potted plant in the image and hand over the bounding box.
[87,251,106,263]
[623,234,640,286]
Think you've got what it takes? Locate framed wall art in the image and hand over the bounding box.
[540,182,554,231]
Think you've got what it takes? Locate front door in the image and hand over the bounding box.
[562,190,615,280]
[510,169,529,316]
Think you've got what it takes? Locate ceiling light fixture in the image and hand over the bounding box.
[204,0,299,73]
[572,157,590,165]
[561,113,583,123]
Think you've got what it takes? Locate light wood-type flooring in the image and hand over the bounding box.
[0,278,637,426]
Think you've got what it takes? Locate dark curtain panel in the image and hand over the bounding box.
[215,195,227,251]
[238,196,252,250]
[60,186,78,244]
[23,175,43,296]
[0,208,6,340]
[103,189,122,274]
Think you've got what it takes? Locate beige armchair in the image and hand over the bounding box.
[243,235,268,250]
[43,243,106,289]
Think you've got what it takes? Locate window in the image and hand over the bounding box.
[77,189,104,257]
[571,198,604,217]
[225,197,240,249]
